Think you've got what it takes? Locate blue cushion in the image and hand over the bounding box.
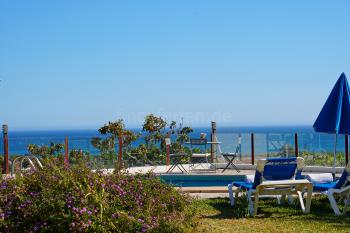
[334,171,349,189]
[266,157,296,163]
[263,164,297,180]
[233,181,253,190]
[313,181,338,191]
[234,157,299,190]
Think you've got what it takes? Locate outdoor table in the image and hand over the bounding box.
[166,153,188,173]
[222,152,241,173]
[185,141,221,171]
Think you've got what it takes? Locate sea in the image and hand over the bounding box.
[0,126,345,156]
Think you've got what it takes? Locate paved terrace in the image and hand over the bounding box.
[125,163,346,175]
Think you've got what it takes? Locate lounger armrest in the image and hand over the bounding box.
[259,179,311,186]
[256,180,313,193]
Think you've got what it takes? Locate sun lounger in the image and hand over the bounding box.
[306,162,350,215]
[228,157,310,216]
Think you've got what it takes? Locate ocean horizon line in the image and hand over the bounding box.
[4,125,316,135]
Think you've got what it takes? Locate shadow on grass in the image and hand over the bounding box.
[198,196,350,228]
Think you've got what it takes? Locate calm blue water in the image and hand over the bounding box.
[0,126,344,156]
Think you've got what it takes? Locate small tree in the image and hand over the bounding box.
[69,149,90,164]
[165,121,193,156]
[142,114,167,146]
[141,114,167,163]
[141,114,193,164]
[91,119,138,167]
[27,142,64,159]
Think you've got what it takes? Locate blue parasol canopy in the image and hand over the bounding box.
[313,73,350,135]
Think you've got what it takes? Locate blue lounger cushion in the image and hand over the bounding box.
[313,181,338,191]
[312,168,350,192]
[233,181,254,190]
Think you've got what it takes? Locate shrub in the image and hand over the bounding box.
[0,161,195,232]
[69,149,90,165]
[91,120,139,163]
[301,151,346,166]
[27,143,64,159]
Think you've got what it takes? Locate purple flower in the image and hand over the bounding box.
[138,218,144,223]
[141,224,150,233]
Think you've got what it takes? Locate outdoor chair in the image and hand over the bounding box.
[220,144,241,173]
[189,138,212,172]
[228,157,312,216]
[165,138,188,173]
[305,162,350,215]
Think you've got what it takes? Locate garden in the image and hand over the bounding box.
[1,160,350,232]
[0,160,196,232]
[1,115,350,232]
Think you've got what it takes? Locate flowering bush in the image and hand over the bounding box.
[0,161,195,232]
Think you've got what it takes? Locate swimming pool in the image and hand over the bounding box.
[159,175,245,187]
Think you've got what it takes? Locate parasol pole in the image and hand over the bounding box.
[333,134,338,179]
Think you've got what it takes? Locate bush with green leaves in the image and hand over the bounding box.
[0,161,195,232]
[0,156,3,172]
[91,119,139,166]
[301,151,346,166]
[69,149,91,164]
[27,142,64,158]
[138,114,193,165]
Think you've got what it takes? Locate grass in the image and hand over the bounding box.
[191,196,350,233]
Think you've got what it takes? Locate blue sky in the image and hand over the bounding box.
[0,0,349,130]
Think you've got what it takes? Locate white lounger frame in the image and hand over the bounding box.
[325,185,350,215]
[229,179,313,216]
[228,158,311,216]
[316,164,350,215]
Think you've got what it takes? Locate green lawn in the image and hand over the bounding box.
[192,196,350,233]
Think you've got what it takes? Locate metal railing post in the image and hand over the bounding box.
[294,133,299,157]
[251,133,255,165]
[211,121,217,163]
[238,133,242,160]
[118,136,123,170]
[2,124,9,174]
[65,137,69,166]
[165,136,170,166]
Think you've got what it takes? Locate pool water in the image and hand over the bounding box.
[159,175,245,187]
